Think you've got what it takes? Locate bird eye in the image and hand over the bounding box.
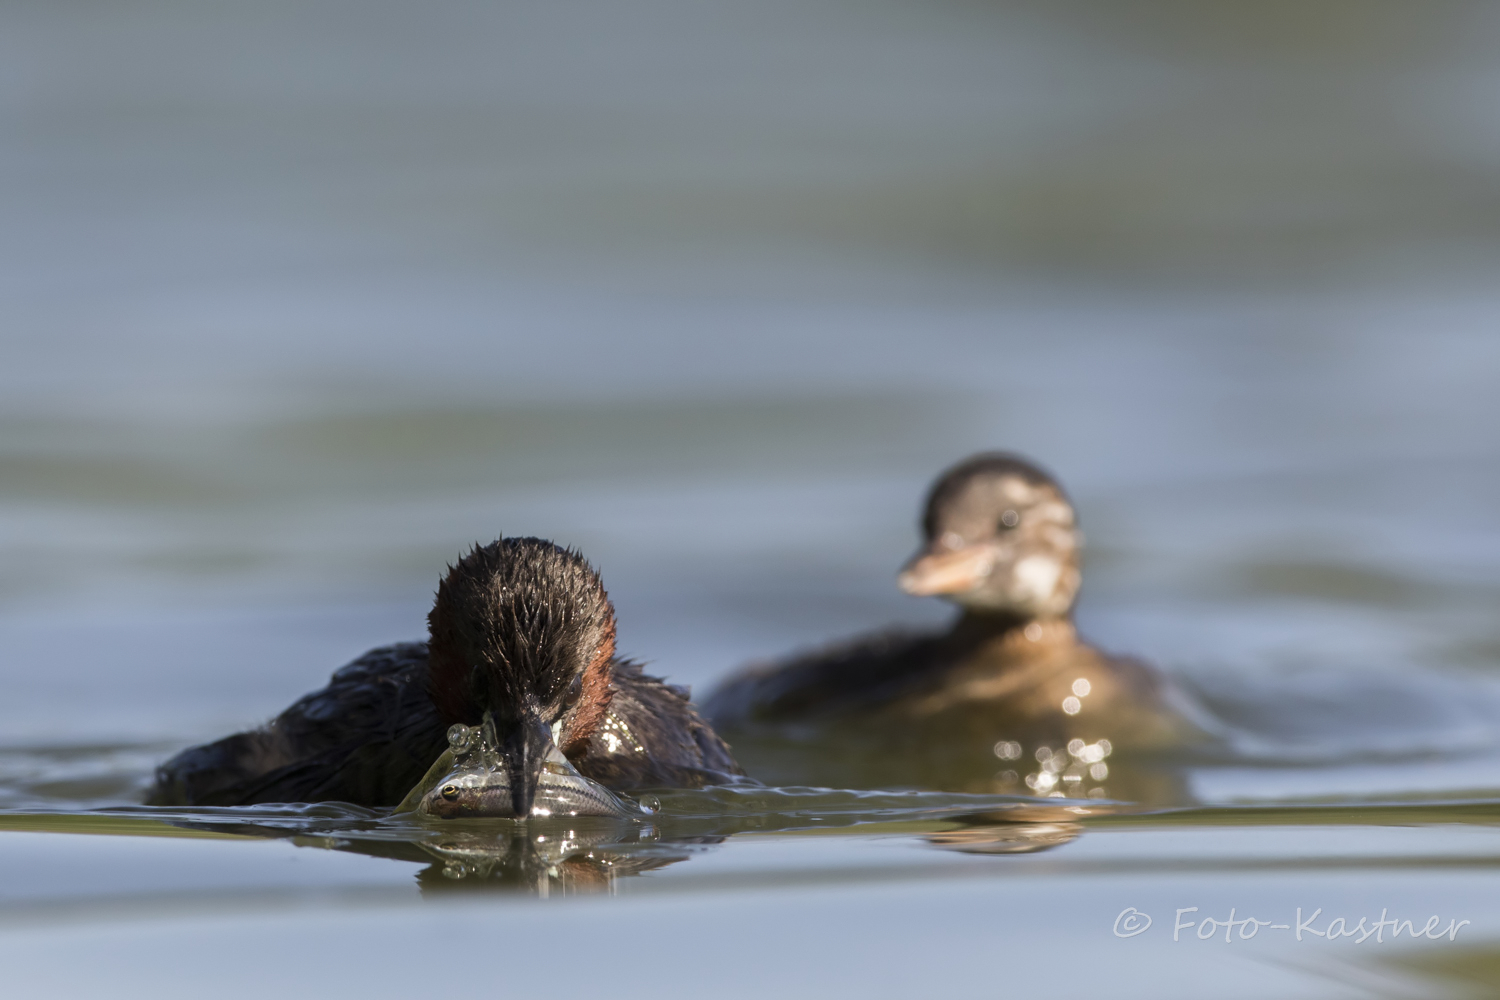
[563,674,583,708]
[999,509,1020,529]
[440,784,459,801]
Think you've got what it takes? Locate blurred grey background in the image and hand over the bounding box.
[2,0,1498,746]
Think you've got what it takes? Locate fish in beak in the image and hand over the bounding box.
[415,714,639,820]
[491,712,551,818]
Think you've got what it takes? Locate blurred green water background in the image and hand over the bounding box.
[8,7,1500,997]
[1,0,1498,748]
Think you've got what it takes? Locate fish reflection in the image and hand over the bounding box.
[138,782,1116,898]
[150,806,710,897]
[411,824,703,895]
[705,453,1213,805]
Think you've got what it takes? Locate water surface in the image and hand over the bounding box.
[4,1,1500,996]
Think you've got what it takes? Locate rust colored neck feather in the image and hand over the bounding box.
[561,618,616,755]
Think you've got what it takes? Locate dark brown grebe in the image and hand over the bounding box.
[703,453,1207,799]
[149,538,744,813]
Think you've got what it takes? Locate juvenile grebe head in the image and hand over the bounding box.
[425,537,615,817]
[897,453,1081,620]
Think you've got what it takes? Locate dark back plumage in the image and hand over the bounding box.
[148,536,743,808]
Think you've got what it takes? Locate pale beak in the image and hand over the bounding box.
[898,542,996,597]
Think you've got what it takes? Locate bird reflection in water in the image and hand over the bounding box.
[377,722,708,896]
[146,779,1118,898]
[922,800,1108,855]
[925,823,1082,855]
[410,820,712,896]
[152,806,715,898]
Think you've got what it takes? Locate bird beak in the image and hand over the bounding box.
[497,712,556,818]
[898,542,996,597]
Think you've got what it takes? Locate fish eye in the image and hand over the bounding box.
[440,784,459,801]
[999,509,1020,530]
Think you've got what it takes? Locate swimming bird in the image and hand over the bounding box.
[149,538,744,813]
[702,453,1206,799]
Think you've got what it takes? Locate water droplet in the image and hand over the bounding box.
[1097,739,1113,757]
[1066,738,1086,757]
[993,740,1021,760]
[1061,696,1082,715]
[1035,746,1053,762]
[639,794,661,815]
